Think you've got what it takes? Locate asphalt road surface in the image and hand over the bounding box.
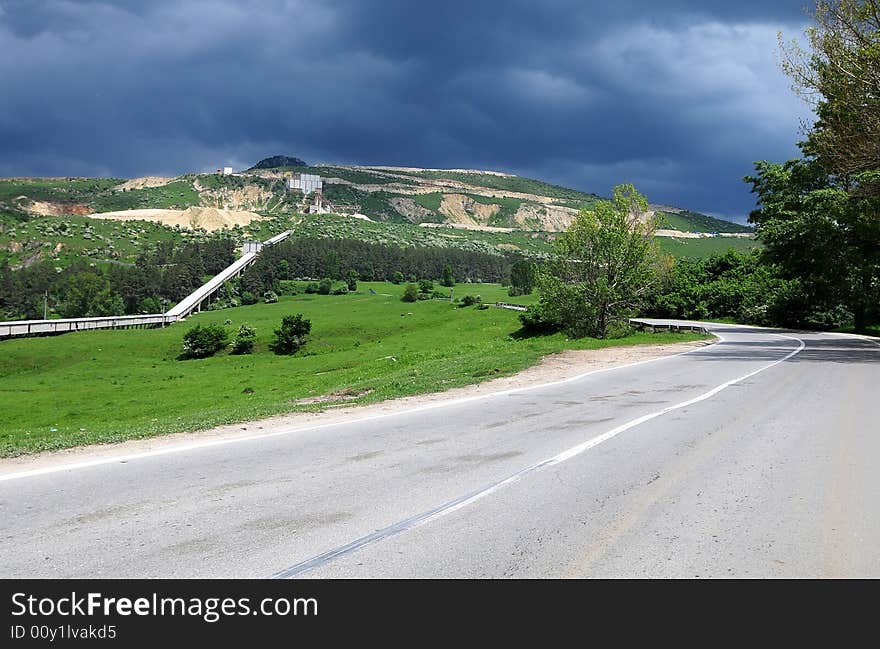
[2,322,878,578]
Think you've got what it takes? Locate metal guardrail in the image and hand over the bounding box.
[1,230,294,339]
[0,314,176,338]
[628,318,709,334]
[493,302,529,311]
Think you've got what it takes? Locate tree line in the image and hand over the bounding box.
[237,238,517,297]
[0,239,236,320]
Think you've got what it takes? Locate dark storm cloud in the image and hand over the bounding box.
[0,0,813,219]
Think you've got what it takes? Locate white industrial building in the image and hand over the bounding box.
[222,166,233,175]
[287,173,323,195]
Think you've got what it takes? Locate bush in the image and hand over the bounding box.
[317,278,333,295]
[418,279,434,294]
[269,314,312,355]
[331,285,348,295]
[181,323,229,359]
[440,264,455,287]
[346,269,358,291]
[241,291,258,305]
[460,294,481,307]
[401,283,419,302]
[277,280,298,296]
[304,282,319,294]
[518,303,563,335]
[231,324,256,354]
[392,271,405,285]
[263,290,278,304]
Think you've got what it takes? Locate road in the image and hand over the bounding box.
[1,322,878,578]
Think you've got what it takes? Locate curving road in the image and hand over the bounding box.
[1,322,878,578]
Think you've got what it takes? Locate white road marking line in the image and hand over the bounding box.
[271,333,805,578]
[0,336,719,482]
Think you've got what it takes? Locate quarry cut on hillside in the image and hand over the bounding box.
[86,206,264,231]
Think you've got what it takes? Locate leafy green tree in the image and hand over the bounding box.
[231,323,257,355]
[440,264,455,287]
[401,283,419,302]
[317,278,333,295]
[780,0,880,198]
[392,271,405,285]
[346,269,359,291]
[537,184,661,338]
[508,260,536,296]
[269,314,312,355]
[59,271,125,318]
[417,279,434,294]
[181,324,229,359]
[745,158,880,330]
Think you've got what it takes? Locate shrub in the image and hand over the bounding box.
[138,296,162,314]
[317,278,332,295]
[401,283,419,302]
[331,285,348,295]
[418,279,434,294]
[269,314,312,355]
[231,323,256,354]
[518,303,562,335]
[181,324,229,359]
[392,271,405,285]
[241,291,258,305]
[263,290,278,304]
[440,264,455,287]
[346,269,358,291]
[304,282,319,294]
[460,294,481,307]
[277,280,298,295]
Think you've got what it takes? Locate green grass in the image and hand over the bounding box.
[656,235,760,258]
[0,213,268,267]
[656,210,752,234]
[292,213,552,257]
[385,169,602,203]
[413,192,443,211]
[0,281,707,456]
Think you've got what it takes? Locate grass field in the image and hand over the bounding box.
[0,282,706,456]
[656,235,760,258]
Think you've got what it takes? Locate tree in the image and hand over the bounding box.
[392,271,405,284]
[401,283,419,302]
[269,314,311,355]
[181,324,229,359]
[440,264,455,287]
[780,0,880,198]
[417,279,434,295]
[745,158,880,330]
[231,324,257,355]
[536,184,662,338]
[346,269,359,292]
[59,271,125,318]
[508,260,536,296]
[317,278,333,295]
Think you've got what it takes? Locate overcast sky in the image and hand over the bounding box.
[0,0,815,221]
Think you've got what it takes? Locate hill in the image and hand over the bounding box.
[248,155,308,170]
[0,159,756,269]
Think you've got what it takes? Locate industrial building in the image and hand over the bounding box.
[286,173,323,195]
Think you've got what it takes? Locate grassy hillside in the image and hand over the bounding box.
[657,209,752,234]
[0,282,706,456]
[1,164,757,269]
[656,235,760,258]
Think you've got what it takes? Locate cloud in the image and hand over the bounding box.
[0,0,814,219]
